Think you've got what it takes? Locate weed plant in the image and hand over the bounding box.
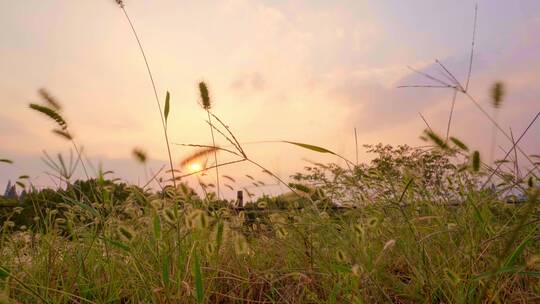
[0,2,539,303]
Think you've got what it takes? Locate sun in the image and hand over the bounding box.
[188,162,202,173]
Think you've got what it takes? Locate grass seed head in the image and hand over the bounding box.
[180,147,219,167]
[206,243,215,255]
[198,81,211,110]
[423,129,449,150]
[118,226,134,242]
[527,255,540,269]
[444,268,461,285]
[187,209,208,229]
[132,148,148,164]
[55,218,66,224]
[471,150,481,172]
[382,239,396,251]
[164,208,176,224]
[29,103,68,130]
[490,81,505,108]
[336,249,348,263]
[354,223,364,236]
[351,264,362,277]
[264,272,274,281]
[269,213,286,225]
[276,226,288,238]
[114,0,125,8]
[366,217,379,228]
[38,88,62,111]
[234,234,250,255]
[150,199,163,210]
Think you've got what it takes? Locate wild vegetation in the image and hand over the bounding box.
[1,2,539,303]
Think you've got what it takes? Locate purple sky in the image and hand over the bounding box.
[1,0,539,196]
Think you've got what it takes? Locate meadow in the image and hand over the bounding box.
[1,1,539,303]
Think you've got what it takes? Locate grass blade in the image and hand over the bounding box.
[504,237,531,267]
[283,141,336,154]
[161,255,170,287]
[0,266,9,280]
[164,91,170,124]
[153,211,162,241]
[193,251,204,303]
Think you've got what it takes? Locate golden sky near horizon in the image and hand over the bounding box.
[1,0,539,195]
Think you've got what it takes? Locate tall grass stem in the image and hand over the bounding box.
[120,7,176,187]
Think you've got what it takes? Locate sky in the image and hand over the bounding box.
[1,0,539,196]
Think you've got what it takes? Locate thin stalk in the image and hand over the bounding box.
[465,4,478,92]
[445,89,458,141]
[476,191,539,303]
[207,110,220,199]
[482,111,540,189]
[120,7,176,187]
[509,128,520,180]
[464,92,539,174]
[0,266,50,303]
[70,141,101,201]
[489,107,498,165]
[354,127,359,166]
[419,112,434,133]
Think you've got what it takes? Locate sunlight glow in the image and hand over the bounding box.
[188,162,202,173]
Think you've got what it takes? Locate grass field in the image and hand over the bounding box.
[1,142,539,303]
[1,1,539,303]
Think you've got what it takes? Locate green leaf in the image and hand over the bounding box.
[193,251,204,304]
[328,282,341,304]
[215,221,224,254]
[0,266,9,280]
[517,271,540,277]
[164,91,170,124]
[473,266,520,280]
[18,175,30,180]
[283,141,336,154]
[161,255,170,287]
[474,261,540,281]
[504,237,531,267]
[74,200,99,218]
